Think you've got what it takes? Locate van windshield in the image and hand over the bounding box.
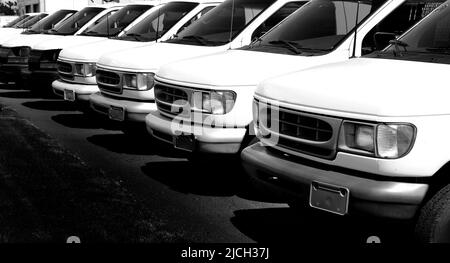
[49,7,105,35]
[15,14,48,29]
[167,0,277,46]
[81,5,153,37]
[385,1,450,54]
[117,2,199,42]
[3,15,29,28]
[24,10,76,34]
[248,0,386,54]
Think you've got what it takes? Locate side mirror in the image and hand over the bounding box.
[373,32,397,50]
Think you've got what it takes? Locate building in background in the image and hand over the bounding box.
[15,0,142,15]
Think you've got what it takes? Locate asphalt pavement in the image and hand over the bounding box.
[0,82,416,244]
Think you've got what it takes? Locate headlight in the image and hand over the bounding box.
[191,90,236,115]
[377,124,415,158]
[252,100,259,136]
[74,63,96,77]
[338,121,415,159]
[122,73,155,91]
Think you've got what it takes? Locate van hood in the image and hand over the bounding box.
[257,58,450,117]
[97,42,224,72]
[2,34,60,48]
[32,35,106,51]
[59,39,152,63]
[157,50,344,87]
[0,29,23,44]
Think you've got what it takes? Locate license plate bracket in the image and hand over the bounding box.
[109,106,125,122]
[64,89,75,102]
[309,181,349,216]
[173,134,195,152]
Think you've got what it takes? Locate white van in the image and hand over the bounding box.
[0,9,77,84]
[0,5,122,87]
[146,0,444,156]
[52,0,223,104]
[0,13,48,42]
[89,0,308,126]
[24,2,158,89]
[242,0,450,242]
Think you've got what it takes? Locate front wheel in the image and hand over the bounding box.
[415,184,450,243]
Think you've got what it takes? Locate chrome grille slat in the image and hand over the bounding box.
[57,61,74,81]
[96,69,122,94]
[154,83,190,117]
[258,100,342,159]
[57,61,72,73]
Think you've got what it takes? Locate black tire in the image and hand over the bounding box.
[415,184,450,243]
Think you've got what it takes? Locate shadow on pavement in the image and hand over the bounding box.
[0,90,38,99]
[230,207,416,244]
[141,159,284,202]
[87,133,165,156]
[22,100,78,111]
[51,113,122,130]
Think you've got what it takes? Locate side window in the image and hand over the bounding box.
[84,10,117,31]
[251,2,305,41]
[176,6,215,35]
[361,1,443,54]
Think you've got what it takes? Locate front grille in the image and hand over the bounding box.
[57,61,74,81]
[0,47,11,64]
[154,82,190,117]
[96,69,122,94]
[258,100,341,159]
[28,50,43,71]
[278,111,332,142]
[58,61,72,73]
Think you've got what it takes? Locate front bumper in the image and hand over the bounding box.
[23,69,59,87]
[0,63,28,82]
[89,92,156,122]
[146,110,247,154]
[241,143,429,219]
[53,79,99,102]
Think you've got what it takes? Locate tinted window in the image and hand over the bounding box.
[3,15,29,28]
[117,2,198,41]
[176,5,216,35]
[16,14,48,28]
[51,7,105,35]
[252,1,306,40]
[24,10,76,34]
[168,0,277,46]
[82,5,153,37]
[386,1,450,53]
[13,15,35,28]
[248,0,385,54]
[362,0,444,53]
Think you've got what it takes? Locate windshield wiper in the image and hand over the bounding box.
[268,40,302,54]
[83,31,101,36]
[123,33,146,41]
[389,39,408,57]
[180,35,209,45]
[425,47,450,54]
